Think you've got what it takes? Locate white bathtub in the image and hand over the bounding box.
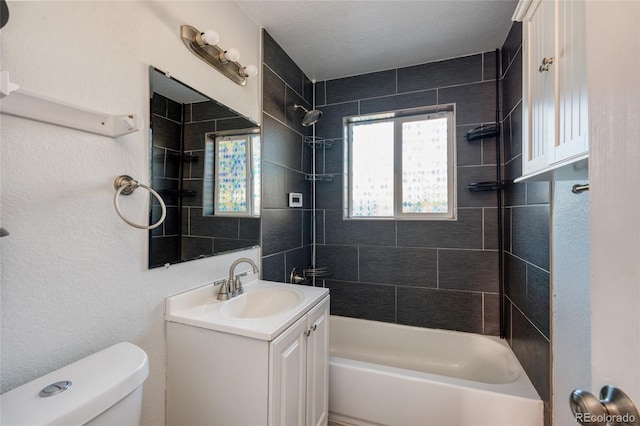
[329,316,543,426]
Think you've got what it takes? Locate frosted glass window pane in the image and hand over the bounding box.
[351,121,394,217]
[402,117,449,213]
[347,110,454,219]
[203,139,215,215]
[251,135,261,215]
[217,138,247,212]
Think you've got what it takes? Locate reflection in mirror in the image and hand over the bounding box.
[204,131,261,217]
[149,66,260,269]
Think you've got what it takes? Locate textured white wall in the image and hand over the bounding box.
[0,2,260,425]
[587,0,640,408]
[551,181,590,426]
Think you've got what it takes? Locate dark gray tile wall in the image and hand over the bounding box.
[150,94,182,267]
[313,51,501,335]
[501,22,551,422]
[397,287,484,333]
[261,30,313,282]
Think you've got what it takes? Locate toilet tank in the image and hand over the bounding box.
[1,342,149,426]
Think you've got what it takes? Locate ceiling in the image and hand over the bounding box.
[237,0,517,81]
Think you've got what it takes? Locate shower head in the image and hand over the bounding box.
[302,109,322,127]
[293,104,322,127]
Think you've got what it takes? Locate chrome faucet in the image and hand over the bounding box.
[228,258,259,296]
[217,258,259,301]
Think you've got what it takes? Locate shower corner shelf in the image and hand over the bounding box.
[305,174,333,182]
[304,136,333,149]
[303,265,332,278]
[0,71,143,138]
[465,123,500,141]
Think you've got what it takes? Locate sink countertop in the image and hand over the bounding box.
[165,275,329,341]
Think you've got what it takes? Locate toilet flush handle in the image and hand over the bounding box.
[39,381,72,397]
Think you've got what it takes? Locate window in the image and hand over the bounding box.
[345,108,456,220]
[204,133,260,216]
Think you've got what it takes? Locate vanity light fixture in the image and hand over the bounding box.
[181,25,258,86]
[220,47,240,63]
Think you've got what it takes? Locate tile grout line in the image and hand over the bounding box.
[356,245,360,282]
[395,286,398,324]
[482,208,485,250]
[482,292,486,334]
[436,248,439,289]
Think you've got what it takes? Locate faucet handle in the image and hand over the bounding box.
[234,276,244,295]
[216,279,231,301]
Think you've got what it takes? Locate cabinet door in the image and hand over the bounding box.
[523,0,556,175]
[554,0,588,163]
[306,297,329,426]
[269,316,308,426]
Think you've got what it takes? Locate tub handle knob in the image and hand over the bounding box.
[569,386,640,426]
[290,267,306,284]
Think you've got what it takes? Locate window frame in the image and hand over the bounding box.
[208,132,260,217]
[343,105,457,221]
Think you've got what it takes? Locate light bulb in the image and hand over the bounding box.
[241,64,258,78]
[224,48,240,62]
[200,30,219,46]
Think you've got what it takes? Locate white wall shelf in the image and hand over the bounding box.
[0,71,142,138]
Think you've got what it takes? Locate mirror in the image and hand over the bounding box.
[149,66,260,268]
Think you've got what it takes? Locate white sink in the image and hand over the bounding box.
[165,275,329,341]
[221,288,302,319]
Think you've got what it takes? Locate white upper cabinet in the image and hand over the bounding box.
[515,0,589,181]
[523,0,555,175]
[555,0,588,163]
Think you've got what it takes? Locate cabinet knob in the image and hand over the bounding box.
[539,57,554,72]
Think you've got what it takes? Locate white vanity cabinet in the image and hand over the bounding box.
[269,298,329,426]
[305,299,330,426]
[515,0,589,181]
[165,280,329,426]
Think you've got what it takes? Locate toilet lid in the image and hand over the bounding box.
[0,342,148,426]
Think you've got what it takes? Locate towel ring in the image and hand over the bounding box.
[113,175,166,230]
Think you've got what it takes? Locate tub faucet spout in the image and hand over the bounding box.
[228,258,259,296]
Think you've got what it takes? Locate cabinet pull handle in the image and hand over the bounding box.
[311,324,317,332]
[304,330,312,337]
[539,57,554,73]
